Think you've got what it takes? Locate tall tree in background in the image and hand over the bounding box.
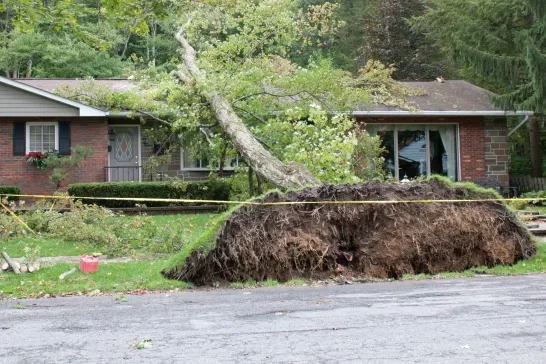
[416,0,546,176]
[0,0,177,78]
[360,0,446,80]
[297,0,446,79]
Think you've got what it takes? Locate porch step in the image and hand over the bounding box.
[518,210,540,215]
[529,228,546,236]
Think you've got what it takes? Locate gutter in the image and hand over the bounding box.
[108,110,534,119]
[507,115,530,137]
[351,110,533,117]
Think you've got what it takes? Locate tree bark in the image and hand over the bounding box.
[1,251,20,274]
[530,116,542,177]
[59,267,76,280]
[174,23,321,190]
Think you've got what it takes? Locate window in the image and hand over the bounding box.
[180,148,243,171]
[26,122,58,153]
[366,124,459,181]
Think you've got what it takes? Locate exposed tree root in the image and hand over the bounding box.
[163,179,536,285]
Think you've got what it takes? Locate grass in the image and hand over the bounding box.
[1,197,545,298]
[0,213,218,259]
[0,259,192,298]
[0,213,215,299]
[163,207,240,276]
[0,236,90,258]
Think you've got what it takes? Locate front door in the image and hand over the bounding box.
[109,126,140,181]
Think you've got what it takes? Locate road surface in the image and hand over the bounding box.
[1,275,546,363]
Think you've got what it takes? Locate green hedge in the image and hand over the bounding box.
[67,180,231,208]
[0,186,21,200]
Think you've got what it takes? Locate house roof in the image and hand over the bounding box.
[8,78,532,117]
[354,80,533,117]
[16,78,135,93]
[0,76,106,117]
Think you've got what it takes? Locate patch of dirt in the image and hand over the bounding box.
[164,179,536,285]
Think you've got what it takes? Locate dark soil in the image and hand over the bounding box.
[164,179,536,285]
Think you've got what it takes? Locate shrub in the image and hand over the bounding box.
[507,199,528,210]
[521,191,546,206]
[0,186,21,201]
[67,179,231,208]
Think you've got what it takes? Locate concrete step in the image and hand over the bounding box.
[529,228,546,236]
[519,210,540,215]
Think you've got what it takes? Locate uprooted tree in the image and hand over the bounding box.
[165,0,427,189]
[58,0,423,188]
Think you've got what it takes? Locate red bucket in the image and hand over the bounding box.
[80,255,99,273]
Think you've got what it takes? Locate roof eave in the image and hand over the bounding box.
[351,110,534,117]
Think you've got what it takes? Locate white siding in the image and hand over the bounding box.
[0,83,78,116]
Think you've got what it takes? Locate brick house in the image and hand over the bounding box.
[0,77,531,195]
[355,80,531,192]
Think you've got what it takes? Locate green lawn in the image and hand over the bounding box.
[1,210,545,299]
[0,260,192,298]
[0,213,215,298]
[0,213,218,258]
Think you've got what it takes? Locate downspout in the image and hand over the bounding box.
[507,115,530,137]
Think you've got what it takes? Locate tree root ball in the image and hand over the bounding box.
[163,179,536,285]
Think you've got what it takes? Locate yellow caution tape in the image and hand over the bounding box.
[0,200,36,234]
[1,193,546,206]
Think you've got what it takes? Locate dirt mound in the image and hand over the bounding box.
[163,179,536,285]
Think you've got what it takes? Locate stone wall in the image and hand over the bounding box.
[484,117,509,190]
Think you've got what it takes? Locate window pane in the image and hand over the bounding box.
[183,149,199,168]
[429,125,458,180]
[43,125,56,151]
[398,126,427,180]
[377,130,396,179]
[28,124,56,152]
[29,125,41,152]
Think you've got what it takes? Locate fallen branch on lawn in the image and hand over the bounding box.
[59,267,76,280]
[1,251,20,274]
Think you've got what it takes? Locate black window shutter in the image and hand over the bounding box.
[13,122,26,156]
[58,122,71,155]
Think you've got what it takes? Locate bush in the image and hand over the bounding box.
[507,199,528,210]
[521,191,546,206]
[0,186,21,201]
[67,179,231,208]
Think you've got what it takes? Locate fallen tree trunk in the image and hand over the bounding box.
[2,251,20,274]
[174,23,321,190]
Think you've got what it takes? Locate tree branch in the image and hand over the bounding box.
[175,18,203,79]
[233,89,335,114]
[137,110,171,126]
[232,105,268,124]
[170,69,191,83]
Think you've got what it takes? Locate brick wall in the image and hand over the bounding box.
[458,118,486,182]
[484,117,509,190]
[0,118,108,195]
[359,116,506,184]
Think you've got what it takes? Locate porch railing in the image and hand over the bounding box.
[104,166,142,182]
